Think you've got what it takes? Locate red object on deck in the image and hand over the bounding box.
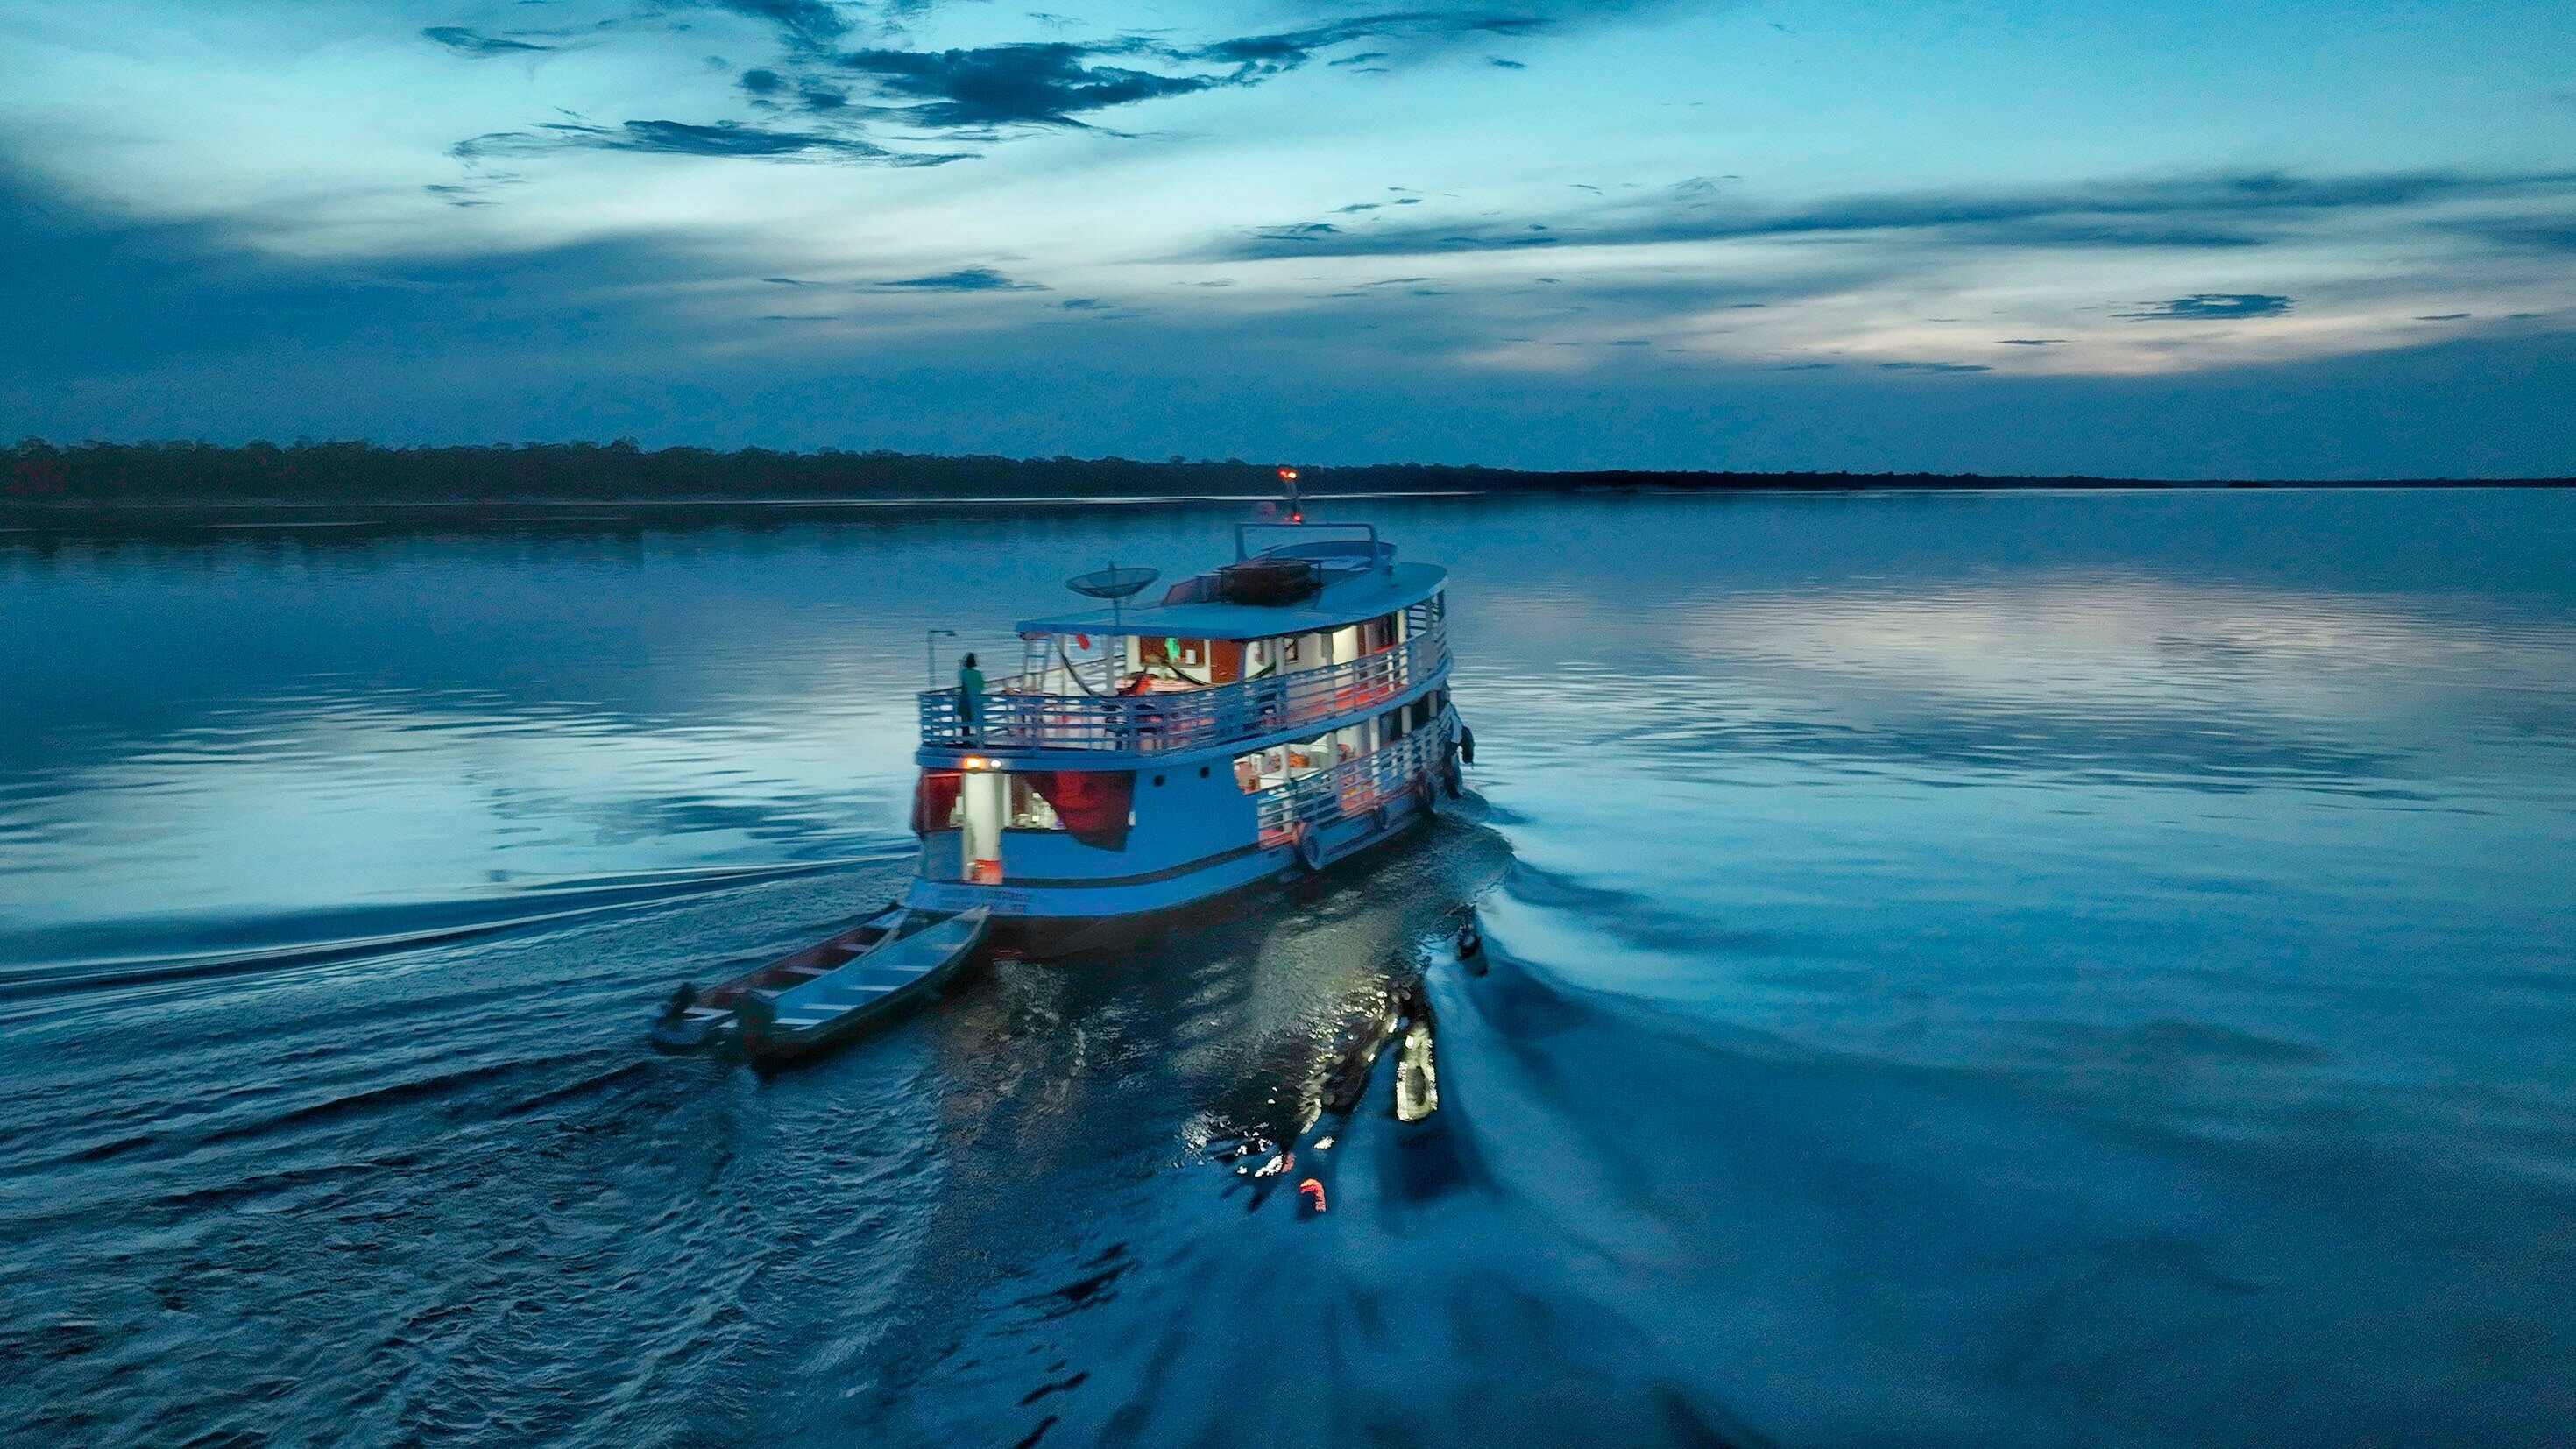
[912,769,962,832]
[1299,1177,1327,1212]
[1025,769,1136,850]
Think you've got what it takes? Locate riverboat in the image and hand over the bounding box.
[904,519,1470,943]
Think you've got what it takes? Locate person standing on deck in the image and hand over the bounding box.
[957,653,985,743]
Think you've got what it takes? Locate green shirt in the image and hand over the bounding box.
[958,665,985,700]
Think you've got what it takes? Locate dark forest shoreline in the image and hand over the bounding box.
[4,439,2566,517]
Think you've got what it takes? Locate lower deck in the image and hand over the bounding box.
[906,704,1461,921]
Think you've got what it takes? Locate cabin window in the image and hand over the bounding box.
[1139,637,1207,669]
[1236,745,1292,793]
[1130,635,1241,688]
[1000,769,1135,849]
[913,769,964,832]
[1008,774,1061,830]
[1284,736,1337,777]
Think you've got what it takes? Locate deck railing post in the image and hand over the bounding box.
[916,619,1447,753]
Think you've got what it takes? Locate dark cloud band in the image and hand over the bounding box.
[1207,169,2576,260]
[2115,294,2293,322]
[421,27,552,56]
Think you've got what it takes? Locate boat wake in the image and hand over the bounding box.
[0,854,902,1016]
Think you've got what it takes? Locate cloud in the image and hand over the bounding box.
[1205,168,2576,260]
[744,8,1607,136]
[831,42,1231,129]
[713,0,851,50]
[2114,293,2293,322]
[1254,222,1342,243]
[1879,360,1992,372]
[2467,222,2576,252]
[2414,313,2470,321]
[875,266,1046,291]
[421,26,552,56]
[1997,337,2064,345]
[454,119,966,165]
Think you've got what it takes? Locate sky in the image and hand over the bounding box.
[4,0,2574,477]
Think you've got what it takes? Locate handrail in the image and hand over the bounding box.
[921,629,1446,753]
[1254,708,1455,843]
[1235,520,1381,563]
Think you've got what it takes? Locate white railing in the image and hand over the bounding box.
[921,631,1447,753]
[1254,715,1455,845]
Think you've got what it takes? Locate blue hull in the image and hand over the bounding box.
[903,785,1439,936]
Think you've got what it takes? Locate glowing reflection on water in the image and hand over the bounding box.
[3,491,2574,1445]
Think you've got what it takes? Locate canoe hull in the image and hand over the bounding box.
[738,947,973,1063]
[738,909,990,1064]
[646,904,908,1053]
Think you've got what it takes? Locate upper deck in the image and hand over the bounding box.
[921,523,1450,758]
[1015,560,1447,640]
[920,626,1448,756]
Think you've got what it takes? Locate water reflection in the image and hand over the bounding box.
[4,491,2574,1445]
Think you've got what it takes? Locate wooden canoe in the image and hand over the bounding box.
[648,904,909,1052]
[735,908,990,1063]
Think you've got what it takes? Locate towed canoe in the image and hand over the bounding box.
[736,908,990,1063]
[648,904,910,1052]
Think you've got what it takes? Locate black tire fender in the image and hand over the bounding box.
[1294,822,1325,871]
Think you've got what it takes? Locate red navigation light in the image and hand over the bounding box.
[1289,511,1304,523]
[1277,466,1299,482]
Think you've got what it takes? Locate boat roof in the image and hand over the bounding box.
[1018,560,1446,640]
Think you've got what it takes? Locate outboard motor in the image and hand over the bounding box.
[1454,915,1485,974]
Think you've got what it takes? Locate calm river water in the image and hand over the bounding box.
[4,491,2573,1446]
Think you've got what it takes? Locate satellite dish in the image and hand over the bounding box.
[1066,566,1158,600]
[1065,565,1157,693]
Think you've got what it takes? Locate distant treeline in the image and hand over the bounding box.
[1,438,2555,505]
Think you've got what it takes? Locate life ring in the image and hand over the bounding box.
[1294,822,1326,871]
